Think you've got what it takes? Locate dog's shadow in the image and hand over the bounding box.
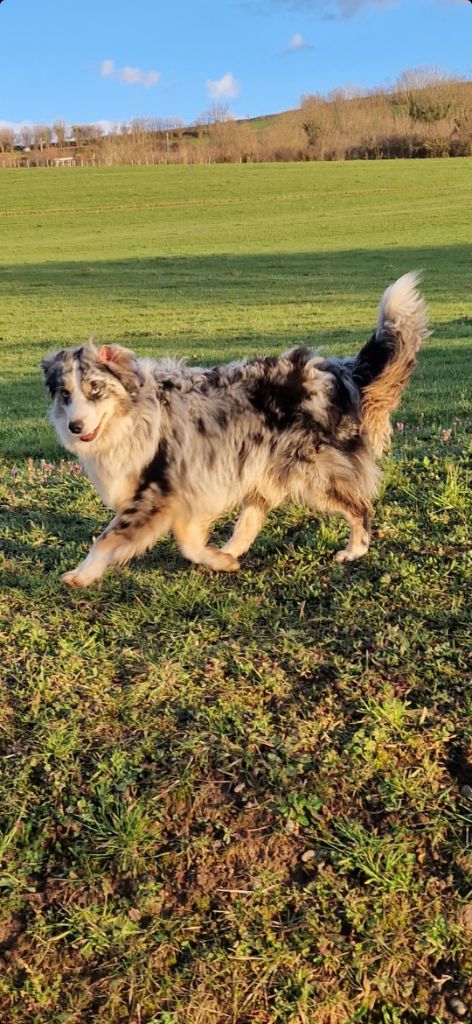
[1,499,226,598]
[1,489,423,625]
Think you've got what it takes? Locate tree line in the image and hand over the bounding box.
[1,69,471,167]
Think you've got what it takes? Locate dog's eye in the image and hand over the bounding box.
[61,389,70,402]
[89,382,102,397]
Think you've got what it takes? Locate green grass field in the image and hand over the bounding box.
[0,160,471,1024]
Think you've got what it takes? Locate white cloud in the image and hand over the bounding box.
[337,0,395,12]
[287,32,311,50]
[100,59,115,79]
[205,72,240,100]
[0,120,38,136]
[121,66,160,87]
[268,0,471,17]
[319,0,396,15]
[264,0,397,18]
[94,119,117,135]
[100,59,161,89]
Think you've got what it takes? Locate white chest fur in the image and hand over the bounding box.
[82,457,138,511]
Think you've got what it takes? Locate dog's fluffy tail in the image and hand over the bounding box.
[352,271,430,457]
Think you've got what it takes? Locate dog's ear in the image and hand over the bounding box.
[97,344,131,367]
[41,351,64,396]
[97,344,143,398]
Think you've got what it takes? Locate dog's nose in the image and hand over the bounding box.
[69,420,84,435]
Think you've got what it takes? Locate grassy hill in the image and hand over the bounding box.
[0,160,471,1023]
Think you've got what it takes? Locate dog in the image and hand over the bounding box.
[41,271,429,588]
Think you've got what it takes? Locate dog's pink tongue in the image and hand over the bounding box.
[80,428,98,442]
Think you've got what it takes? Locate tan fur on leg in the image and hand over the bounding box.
[334,509,371,563]
[319,487,371,563]
[223,500,268,559]
[172,518,240,572]
[62,505,173,587]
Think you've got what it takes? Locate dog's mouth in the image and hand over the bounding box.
[80,424,101,443]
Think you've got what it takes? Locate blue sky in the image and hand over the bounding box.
[0,0,470,130]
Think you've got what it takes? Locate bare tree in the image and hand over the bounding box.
[200,103,233,126]
[396,66,459,93]
[53,119,67,147]
[0,126,14,152]
[32,124,52,150]
[396,67,461,125]
[71,123,97,143]
[18,124,35,148]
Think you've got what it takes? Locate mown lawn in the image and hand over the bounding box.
[0,161,471,1024]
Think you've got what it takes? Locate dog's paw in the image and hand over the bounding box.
[334,550,353,563]
[62,567,96,588]
[218,552,240,572]
[201,547,240,572]
[334,548,367,564]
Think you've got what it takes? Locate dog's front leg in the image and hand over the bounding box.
[62,499,172,588]
[62,539,114,588]
[223,499,268,559]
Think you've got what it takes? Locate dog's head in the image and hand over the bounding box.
[41,340,143,452]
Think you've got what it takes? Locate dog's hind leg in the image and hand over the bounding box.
[326,489,371,563]
[62,499,173,587]
[333,510,371,563]
[223,499,268,559]
[306,481,371,564]
[172,517,240,572]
